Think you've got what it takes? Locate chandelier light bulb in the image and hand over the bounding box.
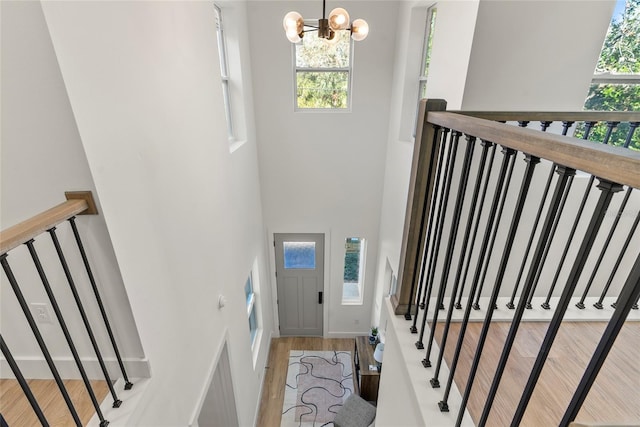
[286,28,302,43]
[351,18,369,41]
[283,11,303,34]
[329,8,350,31]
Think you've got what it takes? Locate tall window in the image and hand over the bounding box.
[582,0,639,150]
[294,30,353,109]
[342,237,366,304]
[245,272,258,346]
[214,5,234,140]
[418,7,437,100]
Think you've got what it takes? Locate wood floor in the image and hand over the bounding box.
[256,337,355,427]
[432,321,640,426]
[257,322,640,427]
[0,379,109,426]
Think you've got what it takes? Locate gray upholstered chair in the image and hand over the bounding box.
[333,394,376,427]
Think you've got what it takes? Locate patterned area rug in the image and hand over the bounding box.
[281,350,353,427]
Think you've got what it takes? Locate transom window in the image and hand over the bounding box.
[294,30,353,109]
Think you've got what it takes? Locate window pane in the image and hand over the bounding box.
[244,275,253,303]
[249,307,257,343]
[422,8,437,78]
[283,242,316,269]
[343,237,365,304]
[296,30,350,68]
[594,0,639,74]
[296,71,349,109]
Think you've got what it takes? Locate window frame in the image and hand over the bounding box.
[417,6,437,100]
[341,237,367,305]
[293,29,355,111]
[214,4,234,141]
[245,272,258,347]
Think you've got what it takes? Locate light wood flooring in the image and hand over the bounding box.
[256,337,355,427]
[258,322,640,427]
[432,320,640,426]
[0,379,109,426]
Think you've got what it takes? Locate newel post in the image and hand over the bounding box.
[392,98,447,316]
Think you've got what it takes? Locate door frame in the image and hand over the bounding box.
[267,228,330,338]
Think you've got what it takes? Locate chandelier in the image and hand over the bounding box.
[282,0,369,43]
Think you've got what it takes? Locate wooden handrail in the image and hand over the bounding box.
[451,111,640,122]
[427,112,640,189]
[0,193,96,255]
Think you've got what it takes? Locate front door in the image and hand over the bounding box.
[274,233,324,336]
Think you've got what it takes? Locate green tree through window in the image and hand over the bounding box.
[295,30,352,109]
[581,0,640,150]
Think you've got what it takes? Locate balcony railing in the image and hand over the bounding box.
[391,100,640,426]
[0,192,132,427]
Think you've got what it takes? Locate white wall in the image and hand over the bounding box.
[247,1,398,336]
[40,1,273,425]
[462,0,614,111]
[0,0,145,378]
[372,0,479,326]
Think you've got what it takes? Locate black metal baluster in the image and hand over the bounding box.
[525,174,574,309]
[479,164,575,426]
[437,146,518,413]
[540,123,615,310]
[0,334,49,426]
[422,135,476,365]
[406,126,442,321]
[577,188,632,309]
[430,140,494,388]
[454,144,497,310]
[49,227,121,411]
[506,163,556,309]
[540,121,552,132]
[601,121,619,145]
[561,121,575,136]
[411,128,449,333]
[455,150,533,425]
[417,131,461,349]
[560,250,640,426]
[471,150,518,311]
[25,239,113,425]
[69,217,133,389]
[594,210,640,309]
[510,179,623,427]
[623,122,639,148]
[1,255,82,427]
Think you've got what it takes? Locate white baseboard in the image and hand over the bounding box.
[0,356,151,380]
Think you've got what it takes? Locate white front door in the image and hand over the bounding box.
[274,233,324,336]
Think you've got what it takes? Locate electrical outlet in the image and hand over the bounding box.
[30,303,53,324]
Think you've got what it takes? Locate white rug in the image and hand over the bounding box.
[281,350,353,427]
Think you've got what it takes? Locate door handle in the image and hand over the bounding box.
[318,291,323,304]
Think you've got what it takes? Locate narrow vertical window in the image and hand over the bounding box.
[245,272,258,345]
[294,30,353,109]
[418,7,437,99]
[342,237,366,304]
[214,5,234,141]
